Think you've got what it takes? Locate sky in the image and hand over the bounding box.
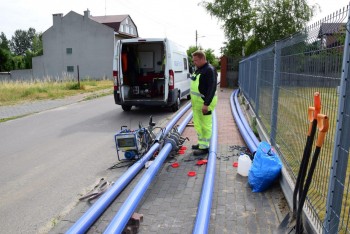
[0,0,349,56]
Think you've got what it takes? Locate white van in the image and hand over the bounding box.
[113,38,191,111]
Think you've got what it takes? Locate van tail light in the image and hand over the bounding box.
[113,70,118,90]
[169,70,174,90]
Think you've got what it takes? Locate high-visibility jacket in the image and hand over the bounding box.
[190,67,217,149]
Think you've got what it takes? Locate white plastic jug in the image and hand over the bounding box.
[237,154,252,177]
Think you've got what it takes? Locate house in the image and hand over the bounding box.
[32,10,138,80]
[317,23,346,48]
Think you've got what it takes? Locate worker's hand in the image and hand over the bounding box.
[202,105,209,114]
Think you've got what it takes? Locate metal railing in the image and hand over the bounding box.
[238,4,350,233]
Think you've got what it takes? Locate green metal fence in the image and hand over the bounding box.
[239,4,350,234]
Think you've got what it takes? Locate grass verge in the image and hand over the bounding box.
[0,79,113,106]
[0,114,30,123]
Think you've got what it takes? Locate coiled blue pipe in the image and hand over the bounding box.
[230,90,257,153]
[192,110,217,234]
[66,103,192,234]
[103,112,193,234]
[233,90,260,148]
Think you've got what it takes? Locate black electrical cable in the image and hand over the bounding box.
[293,118,317,216]
[108,160,137,169]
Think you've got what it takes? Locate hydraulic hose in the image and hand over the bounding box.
[193,110,217,234]
[230,90,257,153]
[233,90,260,148]
[104,112,193,234]
[66,103,192,234]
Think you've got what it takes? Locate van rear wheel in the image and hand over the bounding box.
[122,105,132,111]
[171,96,180,112]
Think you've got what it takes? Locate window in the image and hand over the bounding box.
[67,66,74,72]
[126,26,130,34]
[125,18,129,24]
[183,58,188,70]
[66,48,72,54]
[130,27,134,35]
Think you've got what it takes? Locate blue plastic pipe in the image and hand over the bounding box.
[163,103,192,136]
[192,110,217,234]
[103,112,193,234]
[230,90,257,153]
[193,90,258,234]
[233,90,260,148]
[233,89,259,151]
[66,103,192,234]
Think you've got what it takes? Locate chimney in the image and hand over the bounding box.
[53,13,63,26]
[84,9,90,18]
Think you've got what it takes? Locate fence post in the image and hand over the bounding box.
[248,54,255,105]
[238,60,242,89]
[255,52,261,115]
[270,41,281,145]
[239,60,246,93]
[220,56,228,88]
[77,65,80,88]
[323,7,350,234]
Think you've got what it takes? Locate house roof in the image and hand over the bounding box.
[90,15,137,37]
[318,23,346,37]
[91,15,129,23]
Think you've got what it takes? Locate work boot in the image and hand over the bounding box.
[193,148,209,156]
[192,144,199,149]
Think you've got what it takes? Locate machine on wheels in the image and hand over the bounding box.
[114,116,159,161]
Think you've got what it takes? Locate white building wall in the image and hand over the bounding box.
[32,55,46,78]
[33,11,116,80]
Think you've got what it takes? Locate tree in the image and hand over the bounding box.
[23,33,43,69]
[10,27,36,56]
[0,32,10,50]
[221,38,245,57]
[31,33,43,55]
[253,0,313,50]
[202,0,255,56]
[24,51,35,69]
[7,28,43,69]
[187,46,219,70]
[0,32,12,71]
[204,48,219,69]
[0,29,42,71]
[202,0,314,56]
[0,48,12,71]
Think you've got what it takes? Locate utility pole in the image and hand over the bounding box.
[195,30,205,50]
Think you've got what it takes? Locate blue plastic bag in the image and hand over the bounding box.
[248,141,282,192]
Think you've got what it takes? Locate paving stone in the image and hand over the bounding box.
[41,88,287,233]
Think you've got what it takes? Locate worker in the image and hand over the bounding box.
[190,50,218,156]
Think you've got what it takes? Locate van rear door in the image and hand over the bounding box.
[172,51,190,93]
[113,38,122,104]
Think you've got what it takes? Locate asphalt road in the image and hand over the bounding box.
[0,95,177,234]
